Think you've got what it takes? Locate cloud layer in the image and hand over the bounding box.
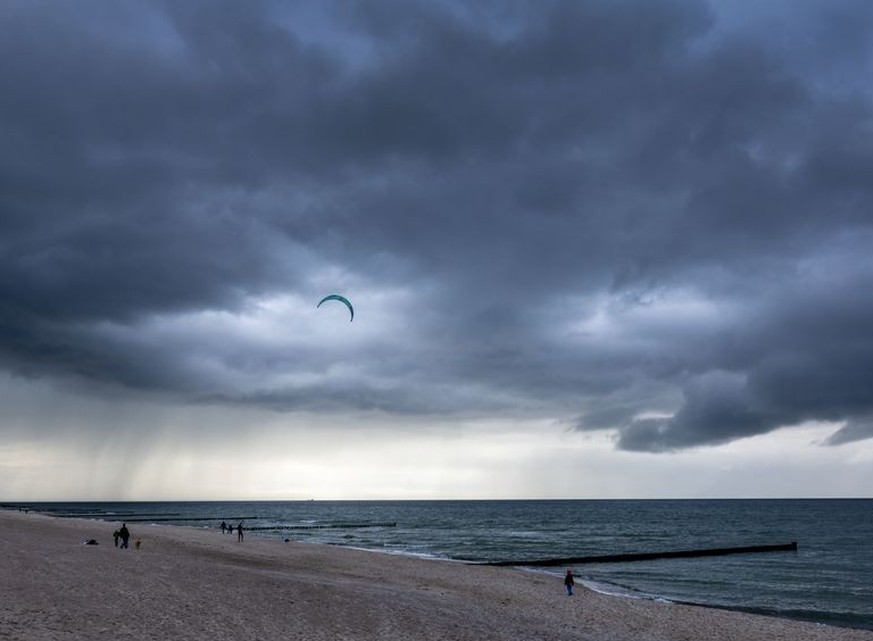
[2,0,873,451]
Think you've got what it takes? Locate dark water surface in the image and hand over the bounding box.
[8,499,872,630]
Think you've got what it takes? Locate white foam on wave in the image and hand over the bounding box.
[517,567,670,603]
[580,578,657,600]
[585,579,676,604]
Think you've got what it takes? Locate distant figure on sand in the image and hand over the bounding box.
[113,530,120,547]
[564,570,575,596]
[237,522,244,542]
[119,523,130,549]
[220,521,227,534]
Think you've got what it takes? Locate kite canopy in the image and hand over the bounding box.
[317,294,354,322]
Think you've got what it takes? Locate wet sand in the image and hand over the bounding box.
[1,510,871,640]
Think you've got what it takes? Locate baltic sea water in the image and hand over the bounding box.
[9,499,872,630]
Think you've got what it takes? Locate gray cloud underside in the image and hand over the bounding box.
[2,0,873,451]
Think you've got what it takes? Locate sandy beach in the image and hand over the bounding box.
[1,510,871,641]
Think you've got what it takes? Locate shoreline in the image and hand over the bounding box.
[245,530,868,633]
[574,573,873,633]
[2,512,826,629]
[3,510,873,640]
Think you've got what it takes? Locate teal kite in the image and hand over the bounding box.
[317,294,354,322]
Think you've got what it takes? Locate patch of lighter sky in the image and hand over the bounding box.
[846,444,873,465]
[2,396,871,500]
[661,422,873,497]
[89,285,416,392]
[710,0,873,102]
[742,139,806,176]
[266,2,381,75]
[62,2,186,61]
[795,232,873,284]
[610,289,732,329]
[549,288,735,351]
[1,372,870,500]
[633,411,675,420]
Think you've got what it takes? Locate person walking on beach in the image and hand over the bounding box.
[564,569,575,596]
[220,521,227,534]
[237,522,244,542]
[119,523,131,549]
[113,530,120,547]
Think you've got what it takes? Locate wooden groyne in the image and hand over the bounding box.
[246,522,397,531]
[121,516,258,523]
[480,542,798,567]
[54,513,181,519]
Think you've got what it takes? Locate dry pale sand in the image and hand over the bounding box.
[1,510,871,641]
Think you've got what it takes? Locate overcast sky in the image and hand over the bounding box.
[2,0,873,500]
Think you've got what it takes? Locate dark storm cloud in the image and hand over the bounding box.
[826,417,873,446]
[2,0,873,450]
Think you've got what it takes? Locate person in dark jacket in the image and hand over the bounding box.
[119,523,131,549]
[564,569,575,596]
